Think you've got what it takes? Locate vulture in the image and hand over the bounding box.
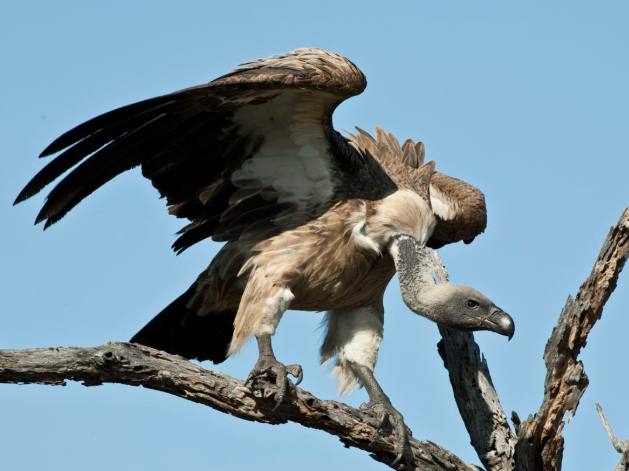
[16,48,514,464]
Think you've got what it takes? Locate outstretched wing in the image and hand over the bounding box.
[15,48,368,252]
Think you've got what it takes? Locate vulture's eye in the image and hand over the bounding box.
[466,299,480,308]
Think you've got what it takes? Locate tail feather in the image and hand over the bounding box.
[130,286,235,364]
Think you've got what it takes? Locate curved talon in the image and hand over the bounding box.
[364,400,413,468]
[392,418,413,468]
[287,364,303,386]
[390,422,410,467]
[272,364,288,410]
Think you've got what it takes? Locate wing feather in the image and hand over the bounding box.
[348,128,487,247]
[36,112,171,227]
[18,48,368,250]
[38,95,177,157]
[19,48,485,250]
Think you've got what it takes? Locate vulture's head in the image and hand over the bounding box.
[390,234,514,339]
[414,284,514,339]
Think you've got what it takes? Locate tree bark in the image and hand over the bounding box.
[513,208,629,471]
[0,342,475,471]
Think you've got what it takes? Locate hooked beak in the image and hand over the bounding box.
[482,308,515,340]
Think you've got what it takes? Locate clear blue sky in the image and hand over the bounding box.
[1,1,627,469]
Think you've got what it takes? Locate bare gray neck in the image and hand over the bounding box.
[390,235,439,321]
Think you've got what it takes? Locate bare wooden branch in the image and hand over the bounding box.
[2,210,626,470]
[431,251,517,471]
[596,403,628,455]
[514,208,629,471]
[595,403,629,471]
[0,342,476,471]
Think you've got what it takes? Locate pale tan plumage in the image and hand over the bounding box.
[228,190,435,353]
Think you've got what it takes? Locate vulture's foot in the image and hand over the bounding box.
[361,399,413,467]
[349,361,413,468]
[247,334,302,410]
[246,358,302,409]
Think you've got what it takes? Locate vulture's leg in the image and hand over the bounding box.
[320,305,412,465]
[232,275,302,408]
[246,334,303,409]
[349,362,412,466]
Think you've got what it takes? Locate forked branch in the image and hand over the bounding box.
[1,208,627,471]
[596,403,629,471]
[514,208,629,471]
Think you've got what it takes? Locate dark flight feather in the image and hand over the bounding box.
[39,96,177,157]
[36,113,171,226]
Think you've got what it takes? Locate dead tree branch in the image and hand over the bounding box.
[432,252,517,471]
[0,342,475,471]
[595,403,629,471]
[514,208,629,471]
[1,208,627,470]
